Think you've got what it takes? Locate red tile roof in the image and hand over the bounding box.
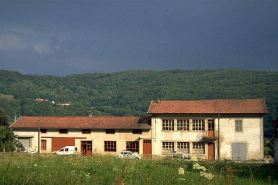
[10,116,151,129]
[147,99,267,114]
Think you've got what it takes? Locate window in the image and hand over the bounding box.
[162,142,174,153]
[162,120,174,130]
[177,119,189,130]
[40,129,47,133]
[133,129,142,134]
[106,129,115,134]
[192,119,204,130]
[82,129,91,134]
[235,120,242,132]
[126,141,139,152]
[59,129,68,134]
[193,142,205,154]
[177,142,189,153]
[41,140,46,150]
[105,141,116,152]
[18,138,31,148]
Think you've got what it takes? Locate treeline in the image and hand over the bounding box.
[0,69,277,138]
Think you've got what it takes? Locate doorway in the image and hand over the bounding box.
[232,143,247,161]
[208,143,215,160]
[81,141,92,156]
[143,140,151,158]
[208,120,215,137]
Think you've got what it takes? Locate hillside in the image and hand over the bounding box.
[0,69,277,138]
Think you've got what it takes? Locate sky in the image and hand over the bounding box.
[0,0,277,76]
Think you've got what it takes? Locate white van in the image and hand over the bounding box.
[52,146,78,155]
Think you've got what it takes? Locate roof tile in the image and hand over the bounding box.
[10,116,151,129]
[147,99,267,114]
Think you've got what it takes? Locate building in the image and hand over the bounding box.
[10,116,151,156]
[147,99,267,160]
[10,98,267,160]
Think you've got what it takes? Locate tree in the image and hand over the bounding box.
[0,109,24,152]
[0,109,8,126]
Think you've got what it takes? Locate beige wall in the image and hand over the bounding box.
[218,116,263,160]
[14,128,151,155]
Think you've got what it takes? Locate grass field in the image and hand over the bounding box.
[0,153,277,185]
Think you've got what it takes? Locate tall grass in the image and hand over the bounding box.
[0,153,277,185]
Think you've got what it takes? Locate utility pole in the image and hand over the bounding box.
[218,114,220,160]
[38,120,40,155]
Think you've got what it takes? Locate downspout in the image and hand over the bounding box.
[38,120,40,155]
[218,114,220,160]
[153,114,156,139]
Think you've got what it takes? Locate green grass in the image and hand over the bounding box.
[0,153,277,185]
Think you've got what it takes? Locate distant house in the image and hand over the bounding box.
[274,118,278,163]
[35,98,48,101]
[59,102,71,106]
[10,98,267,160]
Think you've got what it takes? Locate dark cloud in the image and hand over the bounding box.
[0,1,277,76]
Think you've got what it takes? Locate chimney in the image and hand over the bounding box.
[89,111,92,117]
[157,98,161,103]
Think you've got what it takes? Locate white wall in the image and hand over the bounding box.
[14,128,151,155]
[218,116,263,160]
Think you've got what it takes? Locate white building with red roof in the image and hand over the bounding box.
[147,98,267,160]
[10,98,267,160]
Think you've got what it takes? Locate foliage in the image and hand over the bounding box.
[0,154,277,185]
[0,110,24,152]
[0,109,8,126]
[264,138,275,157]
[0,69,278,137]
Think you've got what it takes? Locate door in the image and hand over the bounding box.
[52,137,75,151]
[81,141,92,156]
[232,143,247,161]
[208,120,214,137]
[143,140,151,158]
[208,143,215,160]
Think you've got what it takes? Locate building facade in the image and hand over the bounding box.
[10,116,152,156]
[147,99,267,160]
[10,99,267,160]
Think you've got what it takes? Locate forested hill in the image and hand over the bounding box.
[0,69,277,138]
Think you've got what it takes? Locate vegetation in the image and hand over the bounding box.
[0,69,278,137]
[0,154,277,185]
[0,109,24,152]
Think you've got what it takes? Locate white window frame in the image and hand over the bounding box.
[235,120,243,132]
[177,142,189,153]
[192,142,205,154]
[177,119,189,130]
[192,119,204,130]
[162,142,174,153]
[162,120,174,130]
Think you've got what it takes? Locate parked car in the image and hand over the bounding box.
[172,151,191,159]
[118,150,141,160]
[52,146,78,155]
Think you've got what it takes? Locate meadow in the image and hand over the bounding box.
[0,153,277,185]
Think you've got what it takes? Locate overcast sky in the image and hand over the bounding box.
[0,1,277,76]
